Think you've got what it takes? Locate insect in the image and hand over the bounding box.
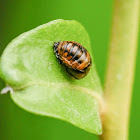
[53,41,92,79]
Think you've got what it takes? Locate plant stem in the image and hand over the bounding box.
[100,0,140,140]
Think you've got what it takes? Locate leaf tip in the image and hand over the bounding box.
[1,86,14,94]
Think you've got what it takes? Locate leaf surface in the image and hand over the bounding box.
[0,19,103,134]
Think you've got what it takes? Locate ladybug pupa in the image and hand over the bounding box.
[53,41,92,79]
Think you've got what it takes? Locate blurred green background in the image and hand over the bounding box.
[0,0,139,140]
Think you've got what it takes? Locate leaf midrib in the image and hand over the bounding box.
[12,81,103,104]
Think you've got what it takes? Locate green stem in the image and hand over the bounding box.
[100,0,140,140]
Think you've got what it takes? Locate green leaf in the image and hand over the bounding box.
[0,19,103,134]
[0,60,2,79]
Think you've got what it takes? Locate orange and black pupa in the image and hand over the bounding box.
[53,41,92,79]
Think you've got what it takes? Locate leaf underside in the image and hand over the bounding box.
[0,19,103,135]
